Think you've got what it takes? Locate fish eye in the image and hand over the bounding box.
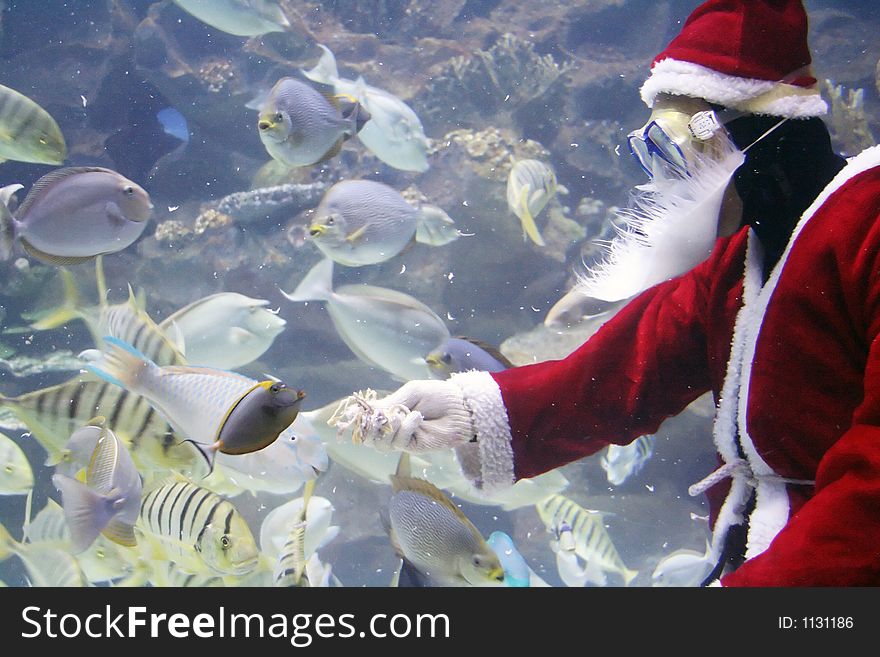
[472,556,483,567]
[96,548,105,559]
[220,536,230,549]
[38,137,48,145]
[124,185,134,196]
[270,382,283,393]
[4,464,13,473]
[326,217,334,225]
[441,353,452,364]
[274,113,283,122]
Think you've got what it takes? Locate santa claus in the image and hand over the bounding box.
[339,0,880,586]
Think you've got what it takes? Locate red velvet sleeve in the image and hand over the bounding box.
[491,230,748,481]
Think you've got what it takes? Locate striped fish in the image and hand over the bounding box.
[0,376,202,477]
[272,480,316,587]
[536,494,638,586]
[138,477,259,576]
[0,83,66,165]
[0,519,86,587]
[600,434,656,486]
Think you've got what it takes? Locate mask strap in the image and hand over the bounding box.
[742,117,788,154]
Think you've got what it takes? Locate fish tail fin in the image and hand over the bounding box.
[281,258,334,303]
[84,336,154,393]
[622,566,639,587]
[30,268,83,330]
[301,44,340,86]
[0,183,22,260]
[517,187,546,246]
[51,473,113,553]
[178,439,217,478]
[351,102,371,134]
[0,520,14,561]
[414,205,459,246]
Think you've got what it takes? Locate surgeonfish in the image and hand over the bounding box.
[536,494,638,586]
[171,0,290,36]
[137,476,259,576]
[24,496,139,584]
[260,491,339,562]
[51,418,142,553]
[651,540,715,587]
[487,531,531,587]
[83,336,307,465]
[281,258,450,381]
[302,44,430,172]
[384,454,505,587]
[0,167,152,265]
[308,180,458,267]
[0,431,33,495]
[506,159,562,247]
[0,83,66,165]
[425,336,513,379]
[257,77,370,168]
[600,434,656,486]
[544,288,627,330]
[158,292,287,370]
[307,180,458,267]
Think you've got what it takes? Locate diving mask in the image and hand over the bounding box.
[628,100,741,178]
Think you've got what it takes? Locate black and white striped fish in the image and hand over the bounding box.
[536,494,638,586]
[600,434,656,486]
[138,477,259,577]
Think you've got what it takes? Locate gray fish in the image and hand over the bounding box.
[171,0,290,37]
[51,418,142,553]
[0,83,66,165]
[257,77,370,167]
[308,179,458,266]
[0,167,152,265]
[282,258,450,381]
[385,455,504,587]
[425,336,513,379]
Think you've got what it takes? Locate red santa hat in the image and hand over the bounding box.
[640,0,827,118]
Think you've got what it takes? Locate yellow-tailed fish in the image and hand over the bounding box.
[281,258,450,381]
[302,44,430,172]
[257,77,370,167]
[137,475,259,576]
[0,377,203,477]
[84,337,315,473]
[506,159,560,247]
[0,82,66,165]
[307,179,458,267]
[0,430,33,495]
[384,454,505,587]
[158,292,286,370]
[0,167,152,265]
[0,520,86,586]
[600,434,656,486]
[51,418,142,553]
[425,336,513,379]
[536,494,638,586]
[171,0,290,36]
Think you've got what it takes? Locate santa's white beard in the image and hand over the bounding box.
[576,132,745,302]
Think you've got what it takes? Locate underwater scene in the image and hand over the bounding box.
[0,0,877,588]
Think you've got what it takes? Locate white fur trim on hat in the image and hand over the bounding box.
[450,370,516,491]
[641,58,828,118]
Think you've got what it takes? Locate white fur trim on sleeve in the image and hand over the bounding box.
[450,370,516,491]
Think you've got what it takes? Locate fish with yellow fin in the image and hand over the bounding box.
[0,82,66,165]
[257,77,370,167]
[506,159,563,247]
[385,453,505,587]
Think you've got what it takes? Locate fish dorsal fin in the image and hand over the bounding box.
[20,239,95,266]
[15,167,115,219]
[394,452,411,479]
[389,474,468,522]
[86,423,117,494]
[453,336,515,369]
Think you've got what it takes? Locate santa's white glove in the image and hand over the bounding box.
[336,380,475,453]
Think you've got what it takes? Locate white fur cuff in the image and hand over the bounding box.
[450,370,516,491]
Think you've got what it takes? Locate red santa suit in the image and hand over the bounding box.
[452,144,880,586]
